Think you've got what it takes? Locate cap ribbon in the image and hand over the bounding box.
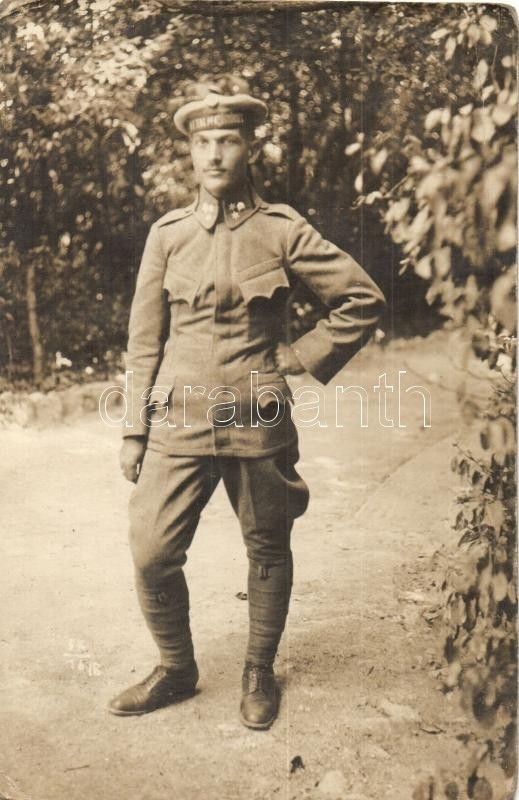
[188,112,247,133]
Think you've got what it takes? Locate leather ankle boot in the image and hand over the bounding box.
[239,662,279,730]
[108,662,198,716]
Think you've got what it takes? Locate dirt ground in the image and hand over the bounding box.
[1,333,490,799]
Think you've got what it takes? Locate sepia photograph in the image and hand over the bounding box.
[0,1,517,798]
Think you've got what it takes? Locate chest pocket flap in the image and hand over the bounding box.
[163,269,199,307]
[238,257,290,305]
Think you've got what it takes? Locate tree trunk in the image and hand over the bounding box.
[4,330,13,379]
[286,74,304,201]
[26,261,44,386]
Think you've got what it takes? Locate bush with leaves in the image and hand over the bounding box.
[2,1,501,384]
[357,6,517,798]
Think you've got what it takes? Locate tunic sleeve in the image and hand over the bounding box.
[124,223,168,437]
[286,215,386,384]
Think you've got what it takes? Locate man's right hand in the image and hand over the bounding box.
[120,437,146,483]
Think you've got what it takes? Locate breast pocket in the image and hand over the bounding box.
[163,267,200,307]
[238,257,290,305]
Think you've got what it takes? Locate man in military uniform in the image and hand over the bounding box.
[109,76,386,729]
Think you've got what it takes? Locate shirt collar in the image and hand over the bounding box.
[194,183,262,231]
[194,186,219,230]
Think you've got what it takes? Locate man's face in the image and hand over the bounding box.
[190,128,255,198]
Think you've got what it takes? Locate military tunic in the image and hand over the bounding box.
[124,183,386,457]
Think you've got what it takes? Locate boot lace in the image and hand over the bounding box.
[245,664,273,694]
[143,666,168,691]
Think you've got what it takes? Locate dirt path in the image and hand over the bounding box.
[1,336,480,800]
